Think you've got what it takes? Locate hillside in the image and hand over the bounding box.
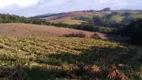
[0,37,141,79]
[0,23,93,37]
[45,11,94,21]
[36,10,142,26]
[0,23,129,41]
[41,11,104,24]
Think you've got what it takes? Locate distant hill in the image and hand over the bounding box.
[33,13,61,18]
[34,8,142,26]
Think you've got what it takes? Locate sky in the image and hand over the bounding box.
[0,0,141,17]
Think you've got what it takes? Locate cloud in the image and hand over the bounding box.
[0,0,141,17]
[0,0,38,8]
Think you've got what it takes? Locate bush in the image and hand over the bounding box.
[121,19,142,45]
[64,32,87,38]
[130,27,142,45]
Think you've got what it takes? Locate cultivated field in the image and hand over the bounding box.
[0,23,93,37]
[0,37,141,79]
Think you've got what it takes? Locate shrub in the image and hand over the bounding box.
[64,32,87,38]
[130,27,142,45]
[121,19,142,45]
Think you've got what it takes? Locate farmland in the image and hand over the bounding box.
[0,37,141,80]
[0,23,93,37]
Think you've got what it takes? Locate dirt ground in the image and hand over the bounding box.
[0,23,129,41]
[0,23,93,37]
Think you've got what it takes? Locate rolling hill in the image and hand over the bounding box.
[34,9,142,26]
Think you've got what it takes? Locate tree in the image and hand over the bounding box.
[122,19,142,45]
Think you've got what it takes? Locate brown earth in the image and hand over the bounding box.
[0,23,129,41]
[0,23,94,37]
[46,11,94,21]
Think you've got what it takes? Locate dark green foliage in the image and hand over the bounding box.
[77,23,116,32]
[92,15,124,28]
[101,7,111,11]
[0,14,49,25]
[122,19,142,45]
[53,23,116,33]
[64,32,86,38]
[73,13,125,28]
[73,16,93,22]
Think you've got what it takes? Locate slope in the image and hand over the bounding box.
[0,23,93,37]
[0,37,141,79]
[38,10,142,26]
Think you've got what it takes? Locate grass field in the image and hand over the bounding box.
[111,15,125,23]
[61,20,85,25]
[50,20,85,25]
[0,37,141,80]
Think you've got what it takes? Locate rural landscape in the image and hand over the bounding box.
[0,0,142,80]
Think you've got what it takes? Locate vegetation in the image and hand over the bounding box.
[49,20,85,25]
[46,10,142,34]
[0,37,141,80]
[51,23,117,33]
[64,32,87,38]
[31,9,142,35]
[42,9,142,29]
[0,9,142,80]
[1,12,142,34]
[61,20,85,25]
[121,19,142,45]
[0,14,48,25]
[73,13,126,28]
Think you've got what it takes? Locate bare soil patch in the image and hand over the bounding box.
[0,23,93,37]
[0,23,129,41]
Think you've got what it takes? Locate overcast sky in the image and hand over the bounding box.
[0,0,141,17]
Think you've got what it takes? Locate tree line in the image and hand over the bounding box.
[121,18,142,45]
[0,14,48,24]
